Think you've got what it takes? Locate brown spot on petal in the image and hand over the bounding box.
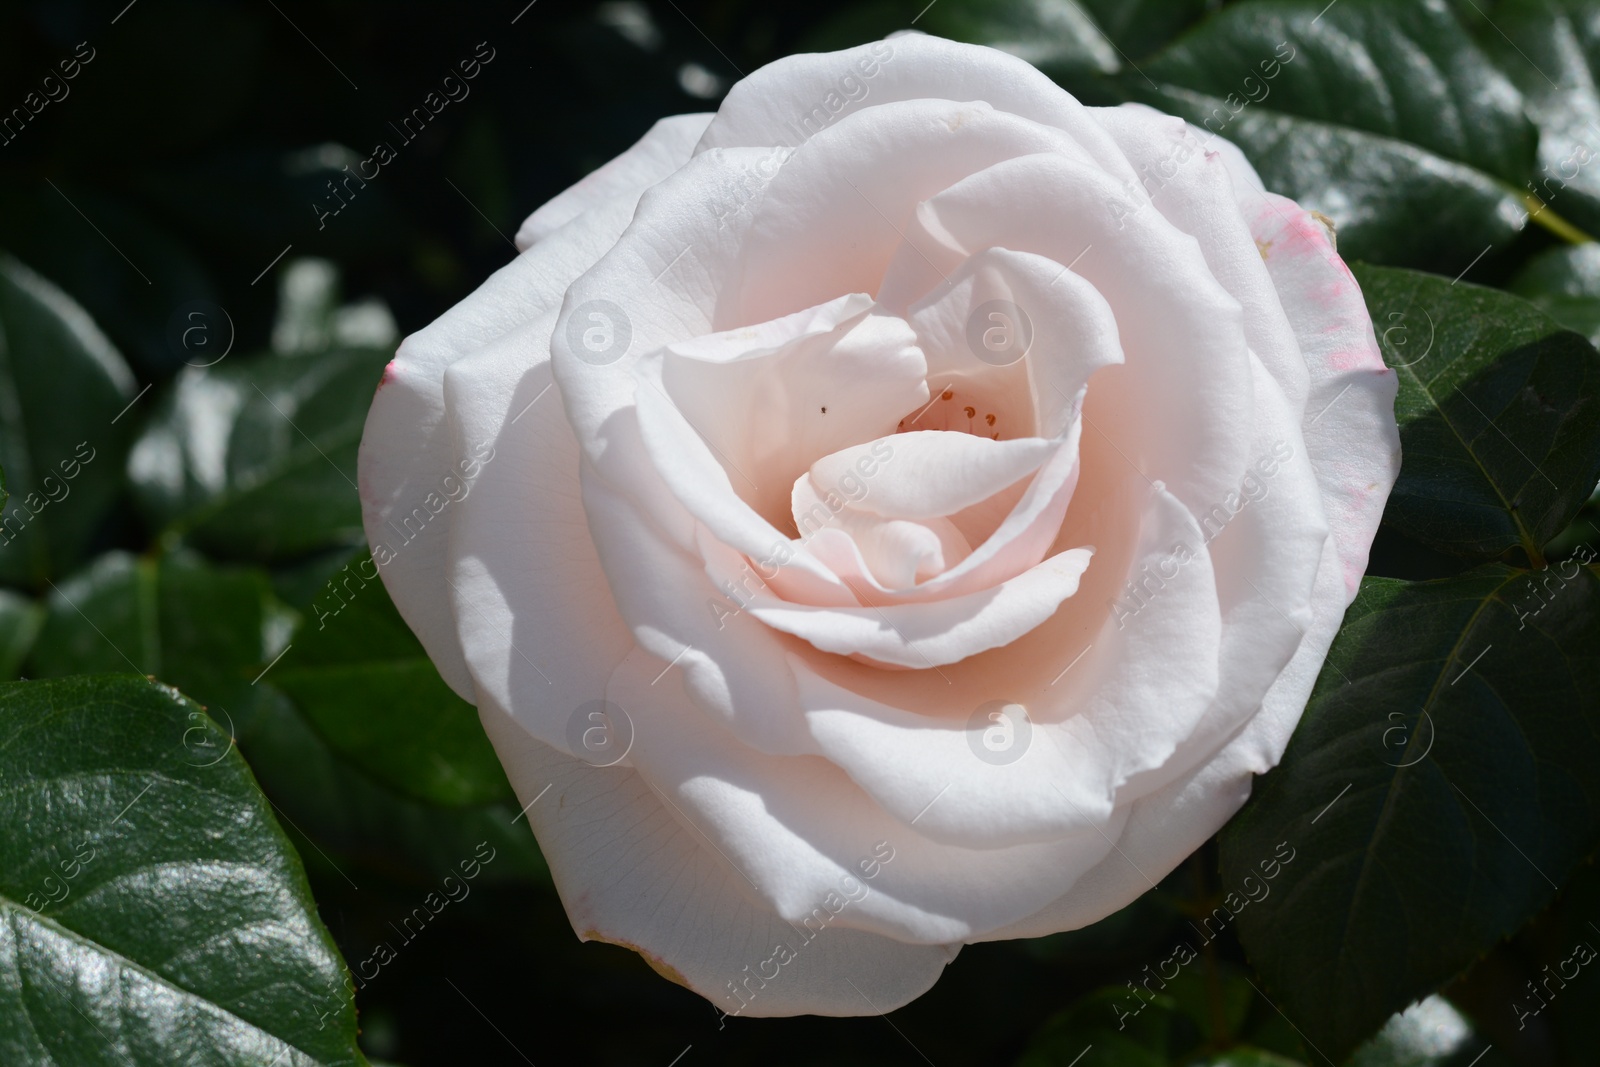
[1255,239,1274,260]
[581,929,694,990]
[1310,210,1338,250]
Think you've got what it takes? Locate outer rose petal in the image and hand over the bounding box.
[609,648,1128,944]
[474,679,959,1017]
[1088,105,1309,410]
[358,113,711,699]
[1246,192,1401,597]
[697,34,1140,191]
[1114,103,1398,599]
[442,333,636,760]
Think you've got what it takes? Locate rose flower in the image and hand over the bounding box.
[359,33,1399,1017]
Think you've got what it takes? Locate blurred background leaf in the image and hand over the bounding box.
[126,342,388,561]
[1510,245,1600,347]
[0,255,135,588]
[269,551,514,808]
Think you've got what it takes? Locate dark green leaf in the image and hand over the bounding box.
[0,255,137,587]
[1356,263,1600,561]
[1134,0,1536,267]
[1219,565,1600,1059]
[268,553,513,808]
[0,185,220,379]
[27,550,291,710]
[912,0,1120,80]
[1159,959,1259,1051]
[1474,0,1600,242]
[1508,244,1600,348]
[127,348,387,561]
[28,549,541,881]
[0,675,364,1066]
[1077,0,1215,59]
[234,686,547,886]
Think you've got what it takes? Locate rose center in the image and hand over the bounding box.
[895,380,1025,441]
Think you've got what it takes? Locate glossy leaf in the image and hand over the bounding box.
[0,255,137,587]
[1356,263,1600,561]
[1475,0,1600,242]
[28,548,541,881]
[1134,0,1536,267]
[1077,0,1214,59]
[268,553,513,808]
[1219,566,1600,1059]
[127,348,387,561]
[0,674,364,1066]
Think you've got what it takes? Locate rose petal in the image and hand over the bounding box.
[725,96,1097,323]
[897,246,1125,440]
[475,677,959,1017]
[789,479,1221,847]
[609,647,1125,943]
[698,35,1139,191]
[642,294,929,536]
[442,325,637,760]
[1090,105,1310,409]
[808,431,1054,521]
[890,152,1255,520]
[580,467,812,755]
[740,544,1093,668]
[360,117,706,699]
[553,145,795,537]
[1114,353,1329,805]
[1247,191,1401,598]
[979,532,1343,938]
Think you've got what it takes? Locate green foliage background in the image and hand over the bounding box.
[2,0,1600,1063]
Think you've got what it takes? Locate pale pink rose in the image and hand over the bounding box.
[359,34,1399,1017]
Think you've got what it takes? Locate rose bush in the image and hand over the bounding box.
[358,33,1399,1017]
